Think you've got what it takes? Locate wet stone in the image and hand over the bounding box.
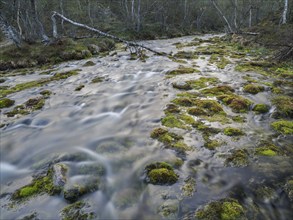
[60,201,96,220]
[53,163,68,187]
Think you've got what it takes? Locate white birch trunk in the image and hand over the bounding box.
[210,0,233,33]
[282,0,288,24]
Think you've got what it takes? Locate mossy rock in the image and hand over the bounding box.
[255,143,281,156]
[172,97,194,107]
[193,99,225,116]
[161,114,187,129]
[5,97,45,117]
[202,85,235,97]
[83,61,95,67]
[75,84,85,91]
[225,149,249,167]
[204,139,222,150]
[252,104,270,114]
[166,66,199,76]
[60,201,95,220]
[271,120,293,135]
[91,76,104,83]
[172,82,192,90]
[145,162,178,185]
[186,77,219,90]
[271,96,293,119]
[0,98,15,108]
[164,104,180,114]
[218,94,252,113]
[224,127,244,136]
[195,198,246,220]
[243,84,265,94]
[12,168,60,201]
[40,90,52,98]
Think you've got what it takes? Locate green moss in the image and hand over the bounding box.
[12,169,59,200]
[271,120,293,135]
[150,127,168,139]
[75,84,85,91]
[161,114,187,129]
[145,162,178,185]
[195,199,245,220]
[271,96,293,119]
[202,85,235,97]
[0,70,79,98]
[166,66,200,76]
[91,76,104,83]
[172,97,194,107]
[218,94,252,113]
[61,201,95,220]
[5,97,45,117]
[0,98,15,108]
[40,90,52,97]
[186,77,219,90]
[243,84,265,94]
[164,104,180,114]
[232,116,246,123]
[204,139,221,150]
[209,55,231,69]
[225,149,249,167]
[252,104,270,114]
[224,127,244,136]
[255,144,280,156]
[194,99,224,116]
[179,114,196,125]
[235,63,269,76]
[174,51,199,59]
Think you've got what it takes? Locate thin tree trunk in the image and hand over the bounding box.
[51,11,165,55]
[234,0,238,30]
[30,0,49,41]
[136,0,141,32]
[87,0,94,26]
[60,0,64,31]
[131,0,135,22]
[249,0,252,28]
[282,0,288,24]
[16,0,22,38]
[210,0,233,33]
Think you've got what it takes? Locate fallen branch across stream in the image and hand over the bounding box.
[51,11,166,56]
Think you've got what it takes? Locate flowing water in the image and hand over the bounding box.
[0,35,292,219]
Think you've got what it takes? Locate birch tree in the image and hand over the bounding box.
[282,0,288,24]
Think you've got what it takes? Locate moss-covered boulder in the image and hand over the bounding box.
[255,143,281,156]
[252,104,270,114]
[271,96,293,119]
[217,94,252,113]
[195,198,246,220]
[271,120,293,135]
[12,168,60,201]
[225,149,249,167]
[145,162,178,185]
[166,66,199,76]
[224,127,244,136]
[60,201,95,220]
[243,84,265,94]
[0,98,15,108]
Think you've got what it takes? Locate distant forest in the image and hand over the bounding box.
[0,0,292,43]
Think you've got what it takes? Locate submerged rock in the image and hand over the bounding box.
[225,149,249,167]
[53,163,68,188]
[0,98,15,108]
[284,179,293,201]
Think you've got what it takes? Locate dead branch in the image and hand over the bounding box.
[51,11,166,56]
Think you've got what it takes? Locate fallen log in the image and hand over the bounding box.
[51,11,166,56]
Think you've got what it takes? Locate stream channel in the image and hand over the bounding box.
[0,34,292,219]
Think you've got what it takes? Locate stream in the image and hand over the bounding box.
[0,34,292,220]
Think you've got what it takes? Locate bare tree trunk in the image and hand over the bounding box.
[60,0,64,31]
[249,0,252,28]
[0,12,22,47]
[16,0,22,38]
[184,0,188,20]
[282,0,288,24]
[210,0,233,33]
[87,0,94,26]
[234,0,238,30]
[136,0,141,32]
[51,11,165,55]
[131,0,135,22]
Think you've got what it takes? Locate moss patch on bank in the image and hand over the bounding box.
[0,70,80,98]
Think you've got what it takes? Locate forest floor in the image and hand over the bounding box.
[0,33,292,219]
